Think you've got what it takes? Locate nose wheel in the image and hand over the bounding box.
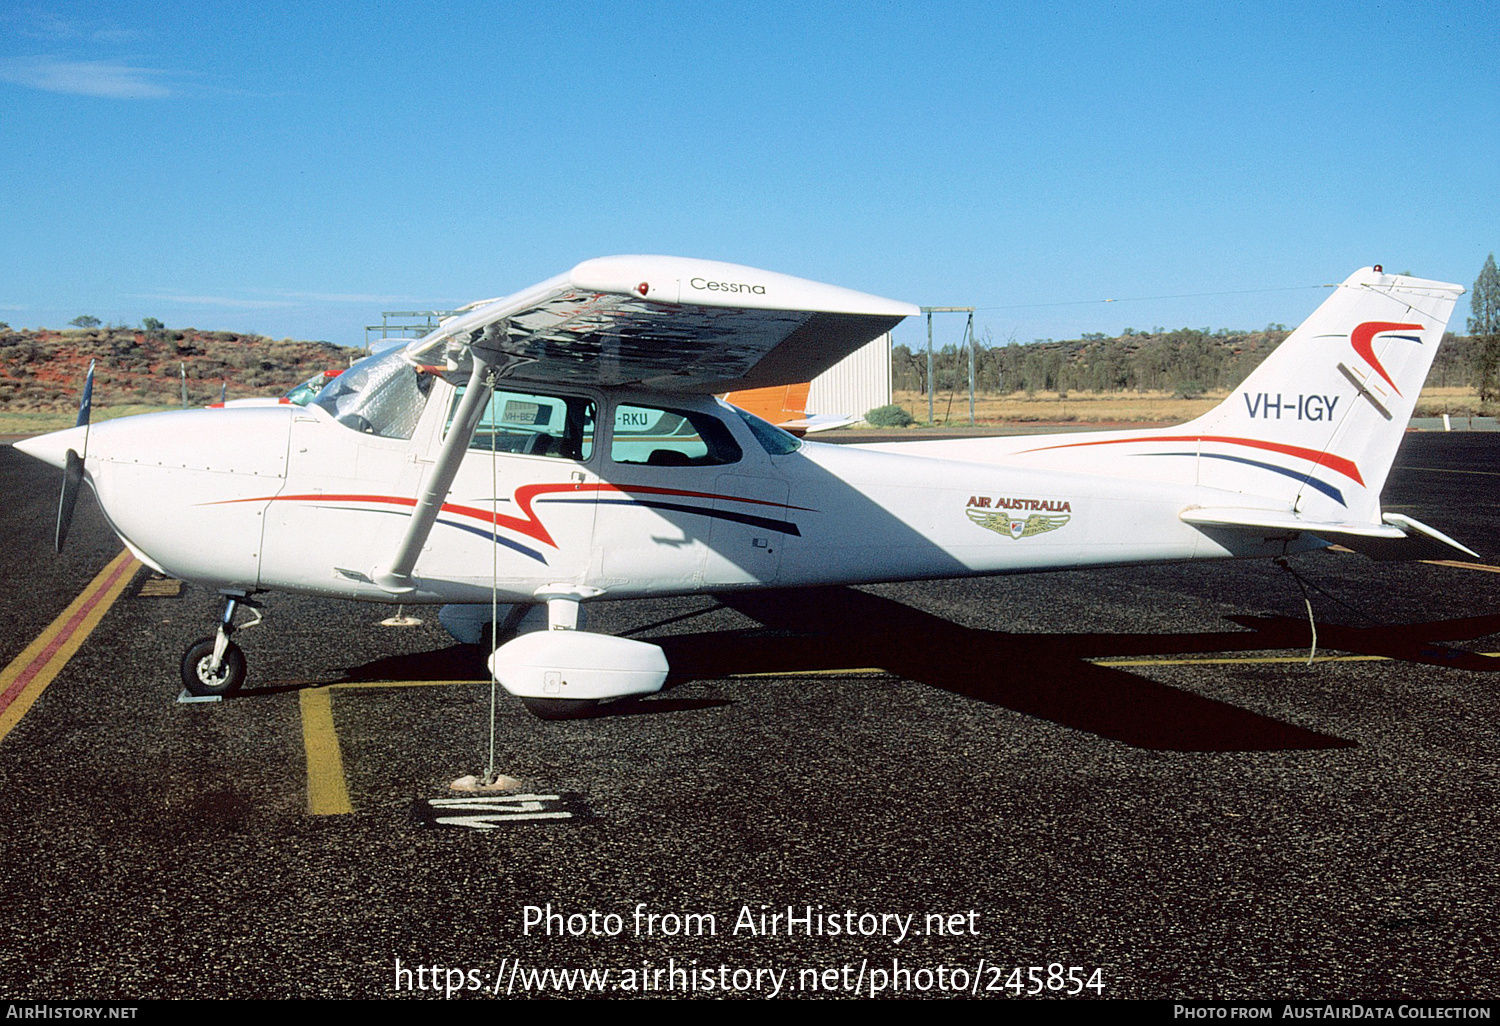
[180,594,260,697]
[181,637,247,696]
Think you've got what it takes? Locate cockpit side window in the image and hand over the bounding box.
[447,386,596,461]
[311,351,433,439]
[610,404,742,467]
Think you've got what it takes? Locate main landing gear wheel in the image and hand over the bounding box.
[520,697,602,721]
[181,637,247,697]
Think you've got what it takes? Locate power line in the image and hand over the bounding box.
[969,283,1333,313]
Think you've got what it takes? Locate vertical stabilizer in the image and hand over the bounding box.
[1181,267,1463,522]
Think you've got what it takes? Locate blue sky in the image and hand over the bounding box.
[2,1,1497,355]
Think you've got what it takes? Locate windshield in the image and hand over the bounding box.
[311,350,433,439]
[284,371,334,406]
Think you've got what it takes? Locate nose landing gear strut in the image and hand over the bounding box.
[180,593,262,697]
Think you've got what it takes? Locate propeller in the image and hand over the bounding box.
[54,361,93,553]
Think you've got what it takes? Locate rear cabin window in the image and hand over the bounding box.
[727,403,803,455]
[610,404,742,467]
[448,386,595,461]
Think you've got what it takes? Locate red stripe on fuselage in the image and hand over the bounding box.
[208,484,810,550]
[1017,435,1365,485]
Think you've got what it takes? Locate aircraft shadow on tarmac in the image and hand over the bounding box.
[281,587,1500,753]
[276,642,734,716]
[658,588,1500,753]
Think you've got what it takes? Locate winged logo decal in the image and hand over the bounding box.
[965,496,1072,539]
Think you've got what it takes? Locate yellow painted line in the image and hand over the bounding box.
[298,680,472,815]
[328,679,475,690]
[1093,650,1500,668]
[299,688,353,815]
[1421,559,1500,574]
[728,668,889,678]
[1333,550,1500,573]
[0,549,140,745]
[1400,465,1500,477]
[1093,654,1388,668]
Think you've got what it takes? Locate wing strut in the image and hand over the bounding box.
[375,327,514,594]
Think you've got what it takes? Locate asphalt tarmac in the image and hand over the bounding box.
[0,433,1496,1001]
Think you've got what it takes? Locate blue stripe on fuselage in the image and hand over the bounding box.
[1140,452,1346,505]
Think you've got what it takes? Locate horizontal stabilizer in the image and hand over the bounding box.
[1363,513,1482,562]
[781,414,859,433]
[1181,507,1478,561]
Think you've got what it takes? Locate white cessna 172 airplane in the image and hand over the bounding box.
[14,256,1474,718]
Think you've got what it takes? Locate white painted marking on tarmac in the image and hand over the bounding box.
[429,795,562,808]
[415,794,588,829]
[435,812,575,828]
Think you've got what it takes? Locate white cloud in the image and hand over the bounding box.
[267,290,417,304]
[10,11,147,43]
[0,56,170,99]
[91,28,147,44]
[15,12,79,40]
[143,294,299,310]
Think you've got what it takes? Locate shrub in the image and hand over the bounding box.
[865,404,914,428]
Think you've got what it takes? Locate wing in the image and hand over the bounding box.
[405,255,918,393]
[376,256,916,593]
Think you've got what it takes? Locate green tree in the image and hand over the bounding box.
[1471,253,1500,411]
[69,315,101,328]
[142,317,165,333]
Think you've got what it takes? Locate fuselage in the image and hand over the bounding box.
[17,358,1312,608]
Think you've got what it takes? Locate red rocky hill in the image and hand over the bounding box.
[0,326,361,411]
